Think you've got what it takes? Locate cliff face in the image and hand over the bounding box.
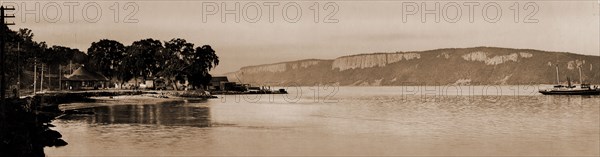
[226,47,600,86]
[331,53,421,71]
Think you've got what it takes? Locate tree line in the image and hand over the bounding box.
[2,26,219,91]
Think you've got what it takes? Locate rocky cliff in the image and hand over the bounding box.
[225,47,600,86]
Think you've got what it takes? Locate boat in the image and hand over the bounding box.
[539,82,600,95]
[539,65,600,95]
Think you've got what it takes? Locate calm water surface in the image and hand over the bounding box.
[45,86,600,156]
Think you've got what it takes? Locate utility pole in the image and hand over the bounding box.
[59,65,62,90]
[33,58,36,94]
[17,42,19,97]
[0,6,14,98]
[40,63,44,92]
[48,64,51,91]
[0,5,15,131]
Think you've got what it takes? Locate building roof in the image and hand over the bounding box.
[65,66,109,81]
[210,76,229,82]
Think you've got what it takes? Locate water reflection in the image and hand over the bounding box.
[60,100,212,127]
[47,88,600,156]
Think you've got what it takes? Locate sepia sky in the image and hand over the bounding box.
[2,0,599,74]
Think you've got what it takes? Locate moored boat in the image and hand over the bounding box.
[539,84,600,95]
[539,65,600,95]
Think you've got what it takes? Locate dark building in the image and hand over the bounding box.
[208,76,229,91]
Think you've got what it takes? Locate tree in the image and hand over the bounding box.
[87,39,126,81]
[126,38,164,82]
[0,26,221,91]
[115,50,135,88]
[160,38,195,90]
[43,46,81,90]
[71,50,87,64]
[186,45,219,89]
[16,28,34,42]
[2,27,63,89]
[45,46,76,66]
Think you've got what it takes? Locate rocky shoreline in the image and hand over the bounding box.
[0,97,67,157]
[0,90,217,156]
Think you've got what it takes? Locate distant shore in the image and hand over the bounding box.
[40,89,217,100]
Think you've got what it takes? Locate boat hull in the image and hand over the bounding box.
[539,90,600,95]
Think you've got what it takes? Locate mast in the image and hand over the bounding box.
[578,66,583,84]
[555,65,560,84]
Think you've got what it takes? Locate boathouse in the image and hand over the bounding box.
[208,76,229,91]
[63,66,109,90]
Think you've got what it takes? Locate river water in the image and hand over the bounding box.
[45,86,599,156]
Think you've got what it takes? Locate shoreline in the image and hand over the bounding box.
[0,97,68,156]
